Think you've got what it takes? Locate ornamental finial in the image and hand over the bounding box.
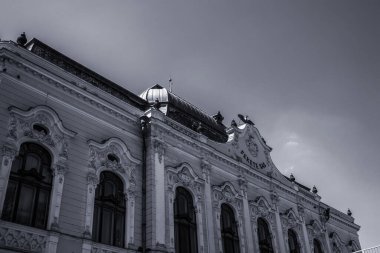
[17,32,27,46]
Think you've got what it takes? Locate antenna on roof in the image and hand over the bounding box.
[169,77,173,93]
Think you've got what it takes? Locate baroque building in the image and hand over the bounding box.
[0,34,361,253]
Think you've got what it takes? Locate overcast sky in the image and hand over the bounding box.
[1,0,379,248]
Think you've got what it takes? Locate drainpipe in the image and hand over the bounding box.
[140,115,149,253]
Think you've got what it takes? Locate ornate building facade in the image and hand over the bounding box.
[0,35,360,253]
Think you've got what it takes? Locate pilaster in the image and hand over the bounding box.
[153,139,167,248]
[238,177,254,253]
[49,163,69,231]
[0,144,16,216]
[201,160,216,253]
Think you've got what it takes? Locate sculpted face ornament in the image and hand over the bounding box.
[246,135,259,157]
[179,170,192,185]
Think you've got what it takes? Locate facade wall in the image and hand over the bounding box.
[0,41,360,253]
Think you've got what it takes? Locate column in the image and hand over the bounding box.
[167,189,175,251]
[237,214,246,253]
[324,230,332,253]
[201,161,216,253]
[239,179,254,253]
[302,221,312,253]
[153,139,166,247]
[214,206,223,253]
[196,202,205,253]
[49,163,68,231]
[126,192,136,246]
[251,218,261,253]
[83,172,98,238]
[0,145,16,216]
[45,232,59,253]
[274,210,287,253]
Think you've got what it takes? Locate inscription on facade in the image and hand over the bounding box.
[240,150,266,169]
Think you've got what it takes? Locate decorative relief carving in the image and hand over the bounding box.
[88,138,140,195]
[281,208,302,231]
[0,226,47,252]
[1,145,16,160]
[330,232,344,253]
[153,139,167,163]
[200,160,211,183]
[307,220,324,239]
[249,196,275,225]
[246,135,259,157]
[166,163,204,200]
[7,106,76,162]
[212,182,243,216]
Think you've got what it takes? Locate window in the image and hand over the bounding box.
[220,203,240,253]
[92,171,125,247]
[174,187,198,253]
[257,218,274,253]
[288,229,300,253]
[2,142,52,229]
[333,243,341,253]
[314,239,323,253]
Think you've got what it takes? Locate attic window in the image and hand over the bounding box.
[107,154,119,163]
[33,124,49,135]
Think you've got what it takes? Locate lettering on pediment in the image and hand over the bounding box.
[228,125,269,170]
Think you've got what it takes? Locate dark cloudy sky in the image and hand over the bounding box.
[1,0,379,248]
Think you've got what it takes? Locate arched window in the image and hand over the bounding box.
[333,243,341,253]
[2,142,52,229]
[288,229,300,253]
[257,217,274,253]
[174,187,198,253]
[220,203,240,253]
[314,239,323,253]
[92,171,125,247]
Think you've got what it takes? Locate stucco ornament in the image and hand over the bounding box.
[281,208,301,231]
[166,163,204,199]
[212,182,243,214]
[330,232,345,253]
[153,139,167,163]
[249,196,275,226]
[6,105,76,161]
[88,138,140,194]
[246,135,259,157]
[0,225,47,252]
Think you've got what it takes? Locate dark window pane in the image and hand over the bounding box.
[101,208,113,245]
[258,218,273,253]
[1,143,52,230]
[24,154,40,171]
[2,180,18,221]
[288,230,300,253]
[221,204,240,253]
[114,212,124,247]
[15,184,35,226]
[93,171,125,248]
[314,239,323,253]
[174,187,197,253]
[11,157,21,173]
[35,189,50,228]
[104,181,115,197]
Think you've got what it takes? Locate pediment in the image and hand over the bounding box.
[226,123,275,171]
[166,162,203,186]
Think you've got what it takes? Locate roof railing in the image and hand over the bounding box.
[354,245,380,253]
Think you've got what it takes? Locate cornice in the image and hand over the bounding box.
[0,53,142,137]
[149,110,360,232]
